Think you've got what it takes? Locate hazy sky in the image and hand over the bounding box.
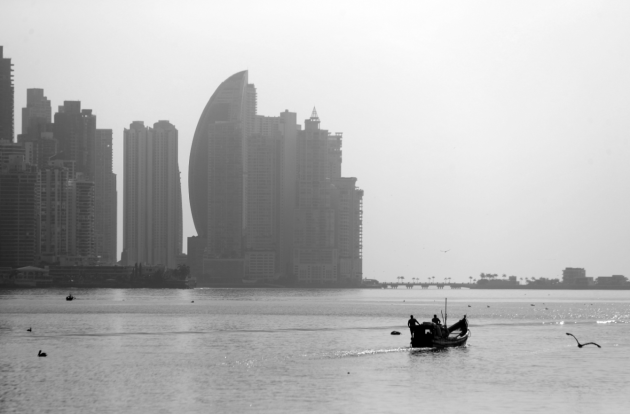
[2,0,630,282]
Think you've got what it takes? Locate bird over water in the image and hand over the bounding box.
[566,333,601,348]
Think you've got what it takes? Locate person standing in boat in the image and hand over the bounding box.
[408,315,419,337]
[432,314,441,325]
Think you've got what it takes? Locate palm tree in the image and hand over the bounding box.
[469,276,473,285]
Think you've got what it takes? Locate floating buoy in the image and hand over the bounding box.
[391,331,401,335]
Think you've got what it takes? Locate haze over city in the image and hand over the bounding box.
[2,0,630,282]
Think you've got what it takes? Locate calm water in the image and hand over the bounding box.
[1,288,629,413]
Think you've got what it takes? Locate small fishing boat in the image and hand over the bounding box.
[66,294,74,301]
[410,299,471,348]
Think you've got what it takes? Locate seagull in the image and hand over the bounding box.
[566,333,601,348]
[27,327,32,332]
[441,249,450,253]
[38,350,47,357]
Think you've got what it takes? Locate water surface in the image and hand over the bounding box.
[1,288,629,413]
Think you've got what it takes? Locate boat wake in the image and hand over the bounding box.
[327,347,411,358]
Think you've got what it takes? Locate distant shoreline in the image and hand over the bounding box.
[2,283,630,290]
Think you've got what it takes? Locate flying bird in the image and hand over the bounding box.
[566,333,601,348]
[441,249,450,253]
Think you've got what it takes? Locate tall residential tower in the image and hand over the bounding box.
[123,121,182,269]
[0,46,14,142]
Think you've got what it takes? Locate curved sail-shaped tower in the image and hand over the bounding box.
[188,70,256,254]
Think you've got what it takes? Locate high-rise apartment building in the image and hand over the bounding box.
[19,89,57,171]
[189,71,363,286]
[39,159,73,261]
[0,46,14,142]
[332,177,363,283]
[292,112,363,285]
[0,156,39,268]
[122,121,182,269]
[244,117,283,281]
[94,129,117,264]
[69,174,95,259]
[22,88,51,137]
[292,110,340,284]
[54,101,96,178]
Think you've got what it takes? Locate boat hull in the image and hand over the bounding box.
[411,329,470,348]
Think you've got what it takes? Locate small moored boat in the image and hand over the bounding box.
[66,294,74,301]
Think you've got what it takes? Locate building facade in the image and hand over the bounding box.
[94,129,117,264]
[122,121,182,269]
[53,101,96,179]
[0,156,39,268]
[21,88,51,137]
[0,46,13,142]
[39,159,73,261]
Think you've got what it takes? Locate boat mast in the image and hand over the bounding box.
[445,298,447,327]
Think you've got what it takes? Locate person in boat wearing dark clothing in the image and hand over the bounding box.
[408,315,420,337]
[432,315,441,325]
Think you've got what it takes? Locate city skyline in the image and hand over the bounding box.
[189,70,363,284]
[2,1,630,281]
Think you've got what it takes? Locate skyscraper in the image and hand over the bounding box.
[123,121,182,269]
[0,155,39,268]
[0,46,14,143]
[94,129,117,264]
[53,101,96,179]
[68,175,95,259]
[292,111,363,285]
[22,88,51,137]
[292,110,341,284]
[189,71,256,282]
[19,89,56,171]
[39,158,73,261]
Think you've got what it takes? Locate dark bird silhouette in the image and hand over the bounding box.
[441,249,450,253]
[468,305,471,307]
[191,301,194,303]
[38,350,47,357]
[487,305,490,308]
[391,331,401,335]
[566,333,601,348]
[27,327,32,332]
[531,304,535,306]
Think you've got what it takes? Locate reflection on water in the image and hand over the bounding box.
[1,288,629,413]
